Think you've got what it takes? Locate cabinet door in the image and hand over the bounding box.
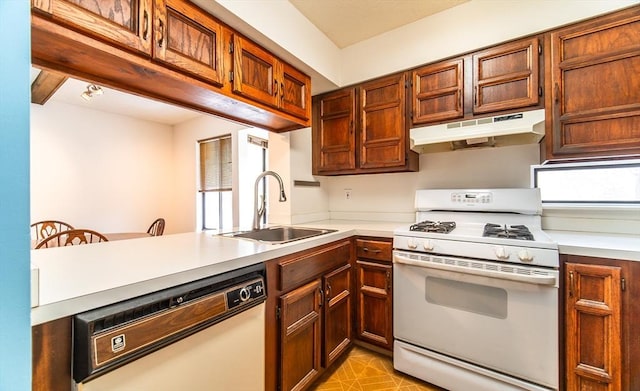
[412,58,464,124]
[547,8,640,159]
[32,0,152,54]
[323,264,352,368]
[359,73,407,169]
[280,279,322,391]
[472,37,541,114]
[232,35,279,108]
[312,89,357,174]
[356,260,392,350]
[280,62,311,120]
[153,0,224,86]
[565,262,621,391]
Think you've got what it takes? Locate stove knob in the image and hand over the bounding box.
[423,240,434,251]
[518,250,534,262]
[407,239,418,250]
[494,246,510,260]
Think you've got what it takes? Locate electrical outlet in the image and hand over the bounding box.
[344,189,352,200]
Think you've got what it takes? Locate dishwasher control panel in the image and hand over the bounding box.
[226,278,265,309]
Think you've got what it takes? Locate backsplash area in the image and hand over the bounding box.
[324,143,540,222]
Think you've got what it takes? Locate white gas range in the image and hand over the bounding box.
[393,188,560,391]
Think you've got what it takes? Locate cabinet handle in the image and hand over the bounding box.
[273,80,278,97]
[458,91,462,111]
[386,270,391,292]
[554,83,559,104]
[318,288,324,307]
[158,19,165,48]
[569,271,574,297]
[326,283,332,303]
[280,81,284,99]
[474,86,478,105]
[363,247,381,253]
[143,10,149,41]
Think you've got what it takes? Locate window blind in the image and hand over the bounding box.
[199,135,232,192]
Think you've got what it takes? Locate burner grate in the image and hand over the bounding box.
[410,220,456,234]
[483,223,534,241]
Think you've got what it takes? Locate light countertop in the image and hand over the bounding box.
[30,221,399,326]
[545,230,640,262]
[31,220,639,326]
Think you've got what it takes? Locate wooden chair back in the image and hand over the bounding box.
[31,220,74,248]
[35,229,109,249]
[147,218,165,236]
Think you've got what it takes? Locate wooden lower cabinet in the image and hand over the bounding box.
[266,239,353,391]
[355,238,393,351]
[280,279,323,391]
[563,255,640,391]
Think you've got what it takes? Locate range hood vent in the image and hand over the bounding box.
[410,109,545,153]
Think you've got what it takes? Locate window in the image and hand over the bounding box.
[532,159,640,205]
[199,135,232,230]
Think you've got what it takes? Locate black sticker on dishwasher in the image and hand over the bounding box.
[111,334,126,353]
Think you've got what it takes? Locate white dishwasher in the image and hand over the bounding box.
[73,263,266,391]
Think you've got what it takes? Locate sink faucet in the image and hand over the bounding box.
[253,170,287,230]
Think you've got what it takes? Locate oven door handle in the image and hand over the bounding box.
[393,254,557,286]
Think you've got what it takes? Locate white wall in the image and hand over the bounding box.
[30,101,176,234]
[325,144,541,222]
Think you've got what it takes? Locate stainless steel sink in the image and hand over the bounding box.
[220,226,337,244]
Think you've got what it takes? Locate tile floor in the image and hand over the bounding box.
[311,346,447,391]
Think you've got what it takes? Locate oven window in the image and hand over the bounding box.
[425,277,507,319]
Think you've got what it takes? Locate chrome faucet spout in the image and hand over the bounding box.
[253,171,287,230]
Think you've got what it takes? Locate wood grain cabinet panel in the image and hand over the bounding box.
[280,280,322,391]
[472,37,540,114]
[411,58,464,124]
[547,7,640,159]
[312,74,418,175]
[563,254,640,391]
[312,88,357,173]
[323,264,352,367]
[359,74,407,169]
[355,238,393,351]
[153,0,224,86]
[232,35,311,120]
[565,261,622,391]
[32,0,153,54]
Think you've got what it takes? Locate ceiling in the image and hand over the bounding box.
[34,0,469,125]
[289,0,469,48]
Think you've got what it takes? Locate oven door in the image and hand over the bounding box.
[393,250,558,390]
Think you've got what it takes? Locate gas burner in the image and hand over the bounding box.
[483,223,534,241]
[410,220,456,234]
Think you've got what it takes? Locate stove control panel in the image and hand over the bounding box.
[451,191,492,205]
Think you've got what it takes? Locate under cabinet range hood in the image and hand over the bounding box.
[410,109,545,153]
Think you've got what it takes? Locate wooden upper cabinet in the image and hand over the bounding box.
[313,88,357,174]
[232,35,311,120]
[412,58,464,124]
[232,35,279,108]
[473,37,541,114]
[546,7,640,160]
[280,62,312,120]
[32,0,153,54]
[153,0,224,86]
[565,262,622,391]
[359,73,407,169]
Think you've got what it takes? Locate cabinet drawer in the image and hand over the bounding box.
[278,240,351,292]
[356,239,392,262]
